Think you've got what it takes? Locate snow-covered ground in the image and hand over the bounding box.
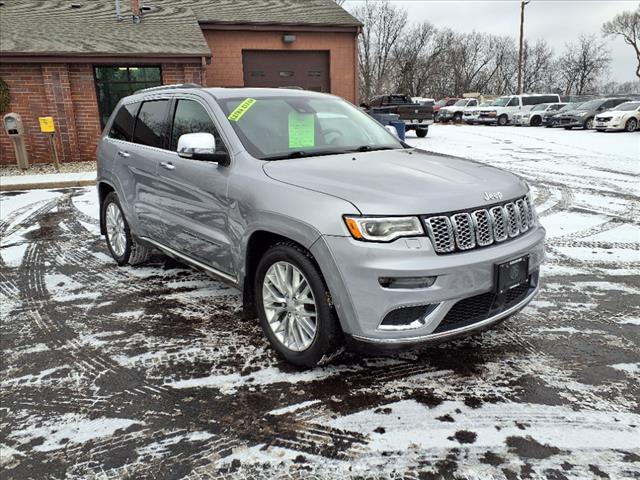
[1,125,638,479]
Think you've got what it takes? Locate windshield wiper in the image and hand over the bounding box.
[349,145,396,153]
[263,149,347,161]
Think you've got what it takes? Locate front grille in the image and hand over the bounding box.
[597,117,612,122]
[432,275,535,334]
[423,196,534,254]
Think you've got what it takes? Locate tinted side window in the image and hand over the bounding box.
[109,103,139,141]
[543,95,559,103]
[507,97,519,107]
[170,100,227,154]
[133,100,170,148]
[468,99,478,106]
[522,96,546,106]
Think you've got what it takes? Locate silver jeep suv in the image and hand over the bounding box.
[97,85,545,367]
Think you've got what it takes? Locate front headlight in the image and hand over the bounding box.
[344,216,424,242]
[526,191,539,225]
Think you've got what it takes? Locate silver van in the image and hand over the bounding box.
[97,85,545,366]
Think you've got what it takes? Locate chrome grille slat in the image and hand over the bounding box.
[424,216,455,253]
[424,196,534,254]
[471,209,494,246]
[451,213,476,250]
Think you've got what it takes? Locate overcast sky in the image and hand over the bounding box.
[344,0,637,83]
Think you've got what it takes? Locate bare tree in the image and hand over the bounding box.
[557,34,611,95]
[602,5,640,79]
[521,39,554,92]
[352,0,407,101]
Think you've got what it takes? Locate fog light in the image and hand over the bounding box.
[379,276,436,289]
[380,304,439,330]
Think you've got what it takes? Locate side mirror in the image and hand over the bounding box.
[177,132,229,165]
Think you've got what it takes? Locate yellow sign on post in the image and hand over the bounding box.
[39,116,56,133]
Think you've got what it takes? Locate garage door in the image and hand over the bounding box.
[242,50,330,92]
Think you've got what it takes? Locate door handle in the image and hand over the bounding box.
[160,161,175,171]
[117,150,130,158]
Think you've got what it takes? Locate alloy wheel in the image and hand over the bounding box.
[626,118,637,132]
[106,202,127,257]
[262,261,318,352]
[585,118,594,129]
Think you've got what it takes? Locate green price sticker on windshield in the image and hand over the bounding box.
[288,111,315,148]
[228,98,256,122]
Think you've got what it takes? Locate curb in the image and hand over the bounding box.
[0,179,96,192]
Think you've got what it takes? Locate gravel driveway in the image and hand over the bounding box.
[1,125,638,479]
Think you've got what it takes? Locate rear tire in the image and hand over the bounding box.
[497,114,508,126]
[625,118,638,132]
[453,112,462,122]
[255,243,342,368]
[583,117,594,130]
[416,128,428,138]
[102,192,153,266]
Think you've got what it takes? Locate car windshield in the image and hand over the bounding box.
[613,101,639,111]
[479,101,492,107]
[217,95,404,160]
[559,103,580,112]
[434,100,448,107]
[577,99,603,110]
[454,99,468,106]
[532,104,549,111]
[491,97,511,107]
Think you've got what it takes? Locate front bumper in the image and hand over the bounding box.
[556,116,587,127]
[311,226,546,344]
[594,118,623,131]
[477,115,498,124]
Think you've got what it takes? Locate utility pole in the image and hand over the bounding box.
[517,0,531,95]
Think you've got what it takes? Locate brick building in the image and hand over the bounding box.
[0,0,361,166]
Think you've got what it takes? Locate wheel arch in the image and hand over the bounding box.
[98,181,116,235]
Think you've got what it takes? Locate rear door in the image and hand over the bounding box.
[154,97,236,276]
[243,50,330,93]
[108,99,169,239]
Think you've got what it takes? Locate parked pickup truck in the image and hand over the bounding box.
[365,94,434,137]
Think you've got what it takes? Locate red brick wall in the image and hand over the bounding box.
[202,30,358,103]
[162,63,204,86]
[68,65,101,163]
[0,64,54,165]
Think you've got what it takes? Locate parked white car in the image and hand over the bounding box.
[477,94,561,126]
[512,103,566,127]
[463,101,494,124]
[437,98,479,122]
[594,101,640,132]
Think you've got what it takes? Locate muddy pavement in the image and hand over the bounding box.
[1,130,639,480]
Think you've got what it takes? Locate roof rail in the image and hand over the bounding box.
[134,83,202,94]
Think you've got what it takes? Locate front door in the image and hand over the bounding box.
[155,98,236,277]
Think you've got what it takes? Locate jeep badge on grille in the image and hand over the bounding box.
[484,191,503,201]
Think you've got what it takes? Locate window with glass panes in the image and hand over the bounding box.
[94,66,162,127]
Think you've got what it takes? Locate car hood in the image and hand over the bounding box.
[262,149,528,215]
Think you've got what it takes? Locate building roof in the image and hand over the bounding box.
[185,0,361,27]
[0,0,360,59]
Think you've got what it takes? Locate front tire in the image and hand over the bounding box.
[416,127,428,138]
[625,118,638,132]
[102,192,152,266]
[531,115,542,127]
[255,243,342,367]
[497,114,508,126]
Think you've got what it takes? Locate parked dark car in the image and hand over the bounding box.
[555,98,632,130]
[544,103,581,127]
[366,94,434,137]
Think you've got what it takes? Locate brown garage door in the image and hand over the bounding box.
[242,50,330,92]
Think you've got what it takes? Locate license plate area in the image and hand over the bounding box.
[496,256,529,294]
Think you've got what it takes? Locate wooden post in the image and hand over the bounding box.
[517,0,531,96]
[47,134,60,172]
